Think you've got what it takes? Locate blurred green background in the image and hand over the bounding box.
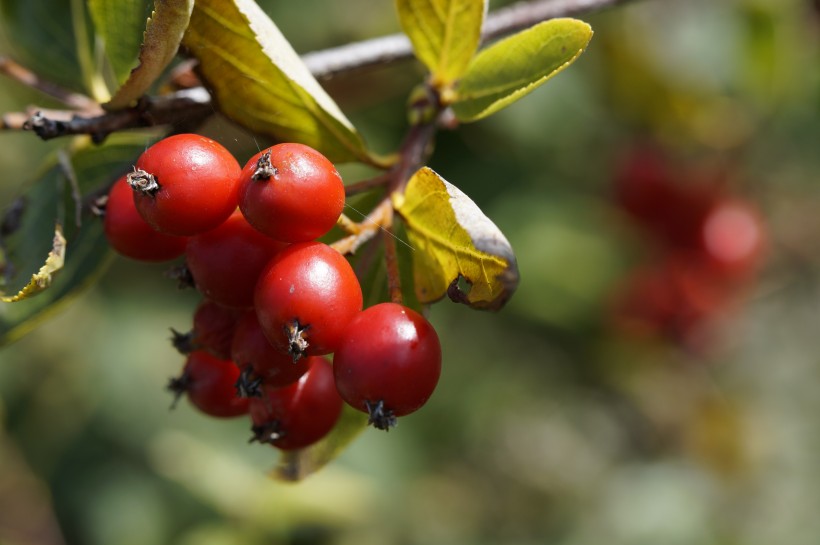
[2,0,820,543]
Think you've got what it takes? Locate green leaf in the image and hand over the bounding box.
[393,167,519,311]
[0,0,86,91]
[0,135,148,346]
[182,0,376,165]
[396,0,486,86]
[273,405,368,481]
[88,0,150,86]
[104,0,195,109]
[452,18,593,122]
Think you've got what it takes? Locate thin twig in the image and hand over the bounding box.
[14,88,212,142]
[336,213,362,235]
[0,55,99,111]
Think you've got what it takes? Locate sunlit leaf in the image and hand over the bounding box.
[393,167,518,311]
[104,0,194,109]
[396,0,486,86]
[182,0,376,165]
[1,227,65,303]
[274,405,368,482]
[0,135,149,345]
[453,18,593,122]
[88,0,150,85]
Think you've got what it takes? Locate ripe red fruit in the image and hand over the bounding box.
[249,356,342,450]
[185,211,287,308]
[172,300,241,360]
[238,143,345,242]
[254,241,363,359]
[231,310,309,392]
[103,174,188,261]
[168,351,249,418]
[128,134,240,236]
[333,303,442,430]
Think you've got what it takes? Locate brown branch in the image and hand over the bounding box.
[12,88,212,142]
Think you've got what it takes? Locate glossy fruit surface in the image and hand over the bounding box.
[254,242,362,358]
[129,134,240,236]
[231,310,309,390]
[249,356,342,450]
[170,351,248,418]
[238,143,345,242]
[185,211,287,308]
[103,174,188,261]
[333,303,442,429]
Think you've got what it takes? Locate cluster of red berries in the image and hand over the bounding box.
[102,134,442,450]
[611,145,766,348]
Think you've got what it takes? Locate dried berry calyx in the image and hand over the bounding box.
[251,150,277,180]
[249,421,284,444]
[365,399,398,431]
[234,365,263,398]
[284,319,310,362]
[126,167,160,195]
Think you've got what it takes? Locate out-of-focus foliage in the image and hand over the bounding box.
[2,0,820,544]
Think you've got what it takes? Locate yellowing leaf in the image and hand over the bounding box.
[393,167,518,311]
[105,0,194,109]
[182,0,374,164]
[1,226,66,303]
[453,18,592,122]
[396,0,486,86]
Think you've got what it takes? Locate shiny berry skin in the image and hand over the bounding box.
[172,300,241,360]
[168,351,249,418]
[185,211,287,308]
[103,175,188,261]
[333,303,442,430]
[231,310,309,392]
[254,241,363,359]
[238,143,345,242]
[128,134,241,236]
[249,356,342,450]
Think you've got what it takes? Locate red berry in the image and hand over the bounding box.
[185,211,287,308]
[103,175,188,261]
[128,134,240,236]
[231,310,309,392]
[333,303,442,430]
[249,356,342,450]
[254,241,363,359]
[172,300,241,360]
[238,143,345,242]
[168,351,248,418]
